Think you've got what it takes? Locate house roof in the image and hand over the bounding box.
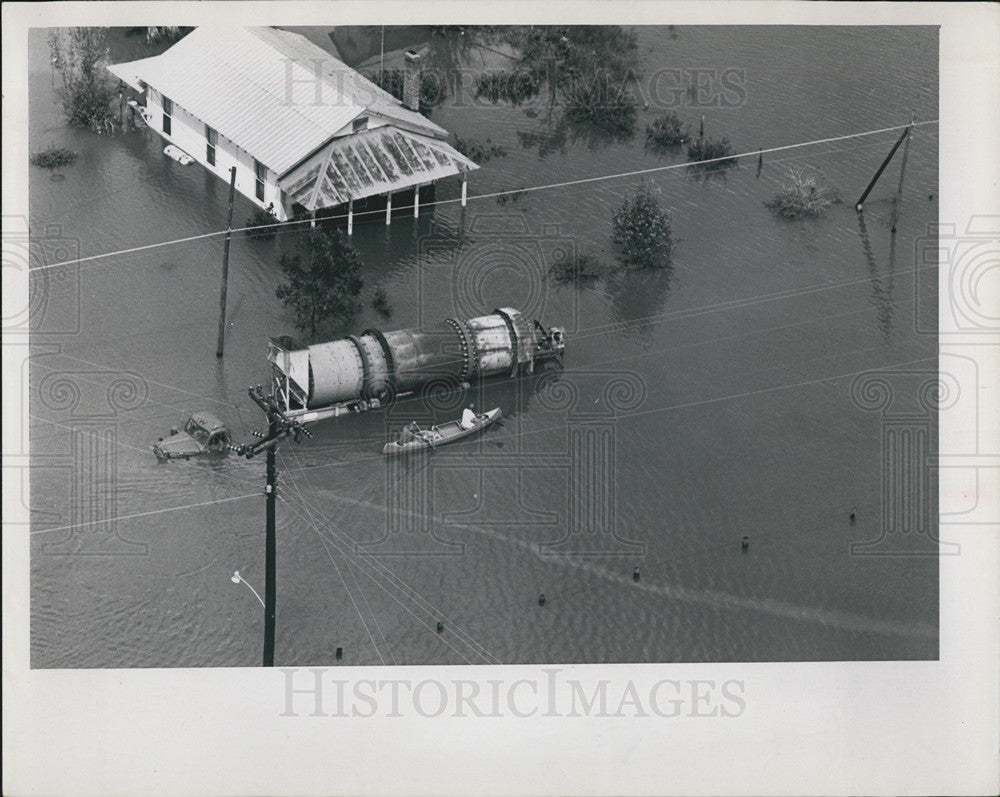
[108,27,450,175]
[278,126,478,211]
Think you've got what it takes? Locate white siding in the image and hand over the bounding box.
[145,87,290,220]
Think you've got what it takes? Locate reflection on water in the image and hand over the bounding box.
[603,267,674,345]
[857,210,897,344]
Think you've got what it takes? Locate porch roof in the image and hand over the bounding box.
[277,125,478,211]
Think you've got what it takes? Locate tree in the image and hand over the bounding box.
[611,185,673,269]
[275,229,365,341]
[48,28,118,133]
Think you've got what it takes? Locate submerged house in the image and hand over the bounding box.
[108,27,477,227]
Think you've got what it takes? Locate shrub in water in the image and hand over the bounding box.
[611,185,672,270]
[48,28,119,134]
[548,251,610,287]
[686,136,737,166]
[454,136,507,163]
[765,167,841,219]
[31,146,78,170]
[646,112,690,149]
[245,204,280,240]
[475,71,540,106]
[275,229,364,341]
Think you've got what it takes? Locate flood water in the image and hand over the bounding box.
[28,26,939,667]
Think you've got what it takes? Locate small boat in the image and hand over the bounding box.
[383,408,502,455]
[164,144,194,165]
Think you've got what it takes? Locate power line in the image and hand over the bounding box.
[28,120,938,275]
[28,492,259,536]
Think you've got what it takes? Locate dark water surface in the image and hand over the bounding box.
[29,26,938,667]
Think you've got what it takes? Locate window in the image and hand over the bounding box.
[352,116,369,133]
[254,159,266,201]
[205,125,217,166]
[161,95,173,135]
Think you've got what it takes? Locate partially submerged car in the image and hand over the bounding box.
[153,413,232,460]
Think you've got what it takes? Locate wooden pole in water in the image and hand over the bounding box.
[855,125,911,212]
[461,173,468,207]
[216,166,237,358]
[347,199,354,235]
[413,185,420,218]
[263,414,277,667]
[890,123,913,232]
[386,192,392,225]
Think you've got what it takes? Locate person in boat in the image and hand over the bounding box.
[399,421,420,444]
[460,406,478,430]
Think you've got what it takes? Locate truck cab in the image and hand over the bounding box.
[153,413,231,460]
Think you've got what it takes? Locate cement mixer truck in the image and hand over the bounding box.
[266,307,565,422]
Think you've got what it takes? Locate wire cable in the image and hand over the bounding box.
[28,120,938,274]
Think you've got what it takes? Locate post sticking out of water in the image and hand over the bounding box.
[855,125,911,211]
[347,199,354,235]
[461,173,468,207]
[385,192,392,225]
[310,210,316,229]
[891,124,913,232]
[216,166,237,358]
[414,185,420,218]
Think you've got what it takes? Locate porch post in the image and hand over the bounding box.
[386,192,392,225]
[461,173,467,207]
[347,199,354,235]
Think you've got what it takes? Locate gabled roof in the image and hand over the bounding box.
[278,126,478,211]
[108,27,449,175]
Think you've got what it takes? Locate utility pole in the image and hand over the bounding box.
[216,166,237,357]
[263,413,277,667]
[239,385,312,667]
[855,125,911,212]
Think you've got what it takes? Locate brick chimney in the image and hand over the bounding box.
[403,50,421,111]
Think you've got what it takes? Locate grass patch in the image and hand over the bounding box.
[30,146,78,170]
[765,167,841,219]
